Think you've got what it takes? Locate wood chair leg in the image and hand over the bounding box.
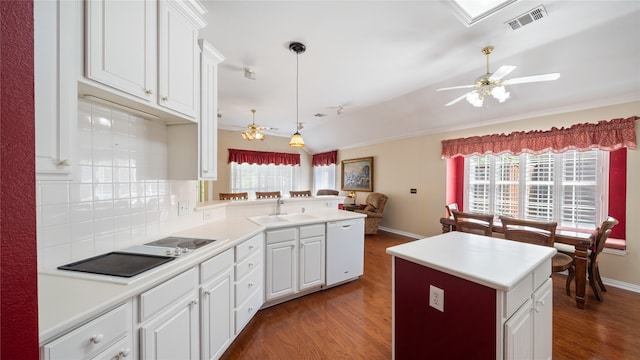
[565,264,575,296]
[594,263,607,292]
[588,262,603,301]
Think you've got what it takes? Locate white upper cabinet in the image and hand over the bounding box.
[34,0,78,177]
[84,0,206,122]
[199,40,224,180]
[86,0,156,102]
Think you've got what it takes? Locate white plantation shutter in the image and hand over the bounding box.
[524,153,555,222]
[560,150,599,229]
[464,149,605,231]
[495,154,520,218]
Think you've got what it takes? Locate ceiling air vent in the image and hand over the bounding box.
[506,5,547,30]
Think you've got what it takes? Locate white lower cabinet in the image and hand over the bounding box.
[200,249,234,360]
[265,224,326,303]
[504,277,553,360]
[234,234,264,335]
[41,302,132,360]
[139,268,199,360]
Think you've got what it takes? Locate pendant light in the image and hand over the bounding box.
[289,42,306,148]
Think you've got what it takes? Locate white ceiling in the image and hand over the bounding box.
[199,1,640,154]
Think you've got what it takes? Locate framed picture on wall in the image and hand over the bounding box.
[341,157,373,192]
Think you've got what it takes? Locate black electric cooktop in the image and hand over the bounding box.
[58,252,175,278]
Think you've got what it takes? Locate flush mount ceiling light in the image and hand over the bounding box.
[242,109,267,141]
[436,45,560,107]
[289,41,306,148]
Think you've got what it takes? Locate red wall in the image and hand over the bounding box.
[394,258,496,359]
[1,0,40,358]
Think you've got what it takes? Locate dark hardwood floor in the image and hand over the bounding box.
[221,231,640,359]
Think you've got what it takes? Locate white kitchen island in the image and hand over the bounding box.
[386,231,557,360]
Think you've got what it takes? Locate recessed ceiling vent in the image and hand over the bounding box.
[506,5,547,30]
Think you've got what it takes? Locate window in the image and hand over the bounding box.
[230,162,300,198]
[465,149,607,231]
[312,164,336,194]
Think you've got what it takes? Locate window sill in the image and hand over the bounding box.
[604,237,626,255]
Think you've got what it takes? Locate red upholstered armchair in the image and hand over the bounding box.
[355,192,388,234]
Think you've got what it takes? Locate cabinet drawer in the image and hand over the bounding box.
[235,266,262,306]
[235,248,261,280]
[235,287,263,335]
[504,273,533,318]
[42,302,131,360]
[201,248,234,284]
[139,268,197,323]
[235,233,262,261]
[92,336,133,360]
[266,228,297,244]
[299,224,325,238]
[532,258,551,291]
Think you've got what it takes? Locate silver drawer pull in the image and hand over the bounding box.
[119,348,131,358]
[248,306,254,312]
[89,334,103,344]
[57,159,71,166]
[248,282,254,288]
[248,245,254,251]
[248,262,254,268]
[162,96,168,101]
[145,89,152,95]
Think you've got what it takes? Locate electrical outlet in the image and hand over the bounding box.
[429,285,444,312]
[178,201,189,216]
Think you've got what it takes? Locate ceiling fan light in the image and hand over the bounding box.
[289,132,305,148]
[466,91,484,107]
[491,85,510,103]
[242,131,253,140]
[255,132,264,141]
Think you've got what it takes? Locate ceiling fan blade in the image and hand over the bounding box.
[445,91,473,106]
[489,65,517,81]
[503,73,560,85]
[436,84,475,92]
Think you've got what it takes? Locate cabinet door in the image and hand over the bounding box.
[140,296,199,360]
[504,298,533,360]
[201,267,234,360]
[199,40,224,180]
[299,235,325,291]
[86,0,156,101]
[533,278,553,360]
[34,0,76,176]
[158,1,200,118]
[265,240,297,301]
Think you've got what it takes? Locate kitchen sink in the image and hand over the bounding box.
[248,213,317,226]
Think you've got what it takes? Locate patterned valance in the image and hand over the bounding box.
[228,149,300,166]
[312,150,338,166]
[441,116,638,159]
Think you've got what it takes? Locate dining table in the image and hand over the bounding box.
[440,217,595,309]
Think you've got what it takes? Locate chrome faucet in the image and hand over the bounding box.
[275,196,284,215]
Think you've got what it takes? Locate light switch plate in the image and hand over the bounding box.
[429,285,445,312]
[178,201,189,216]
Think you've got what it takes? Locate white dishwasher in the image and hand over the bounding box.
[326,218,365,286]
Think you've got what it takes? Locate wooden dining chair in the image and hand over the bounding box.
[452,210,494,236]
[255,191,281,199]
[219,192,248,200]
[445,203,459,218]
[564,216,618,301]
[500,216,574,277]
[290,190,312,197]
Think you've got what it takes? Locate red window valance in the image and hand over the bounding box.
[441,116,638,159]
[228,148,300,166]
[312,150,337,166]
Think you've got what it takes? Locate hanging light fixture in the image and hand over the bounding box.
[241,109,265,141]
[289,42,306,148]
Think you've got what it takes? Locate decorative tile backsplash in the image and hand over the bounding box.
[37,100,201,270]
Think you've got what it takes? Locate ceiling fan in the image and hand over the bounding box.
[437,46,560,107]
[240,109,276,141]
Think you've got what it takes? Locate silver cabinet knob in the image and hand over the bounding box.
[119,348,131,358]
[162,96,168,101]
[145,89,152,95]
[89,334,103,344]
[57,159,71,166]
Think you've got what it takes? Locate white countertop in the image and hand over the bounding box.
[38,210,364,344]
[386,231,557,292]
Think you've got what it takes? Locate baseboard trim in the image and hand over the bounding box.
[602,277,640,294]
[377,226,423,240]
